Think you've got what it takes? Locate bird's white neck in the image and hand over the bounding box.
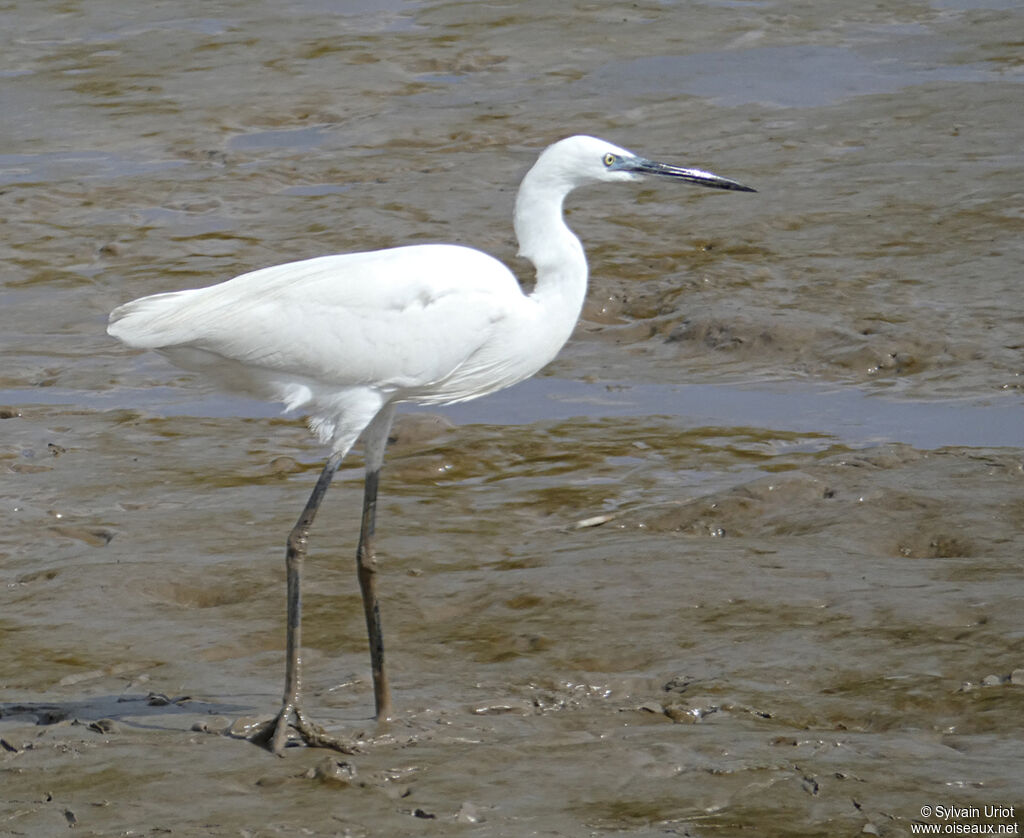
[513,162,589,325]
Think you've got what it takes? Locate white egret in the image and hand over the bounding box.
[107,135,755,754]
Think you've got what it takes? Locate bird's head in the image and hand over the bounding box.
[538,134,756,193]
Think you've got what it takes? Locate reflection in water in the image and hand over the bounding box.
[4,374,1020,449]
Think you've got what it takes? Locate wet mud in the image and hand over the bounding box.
[2,0,1023,836]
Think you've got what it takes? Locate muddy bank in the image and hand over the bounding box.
[4,406,1023,835]
[3,0,1024,835]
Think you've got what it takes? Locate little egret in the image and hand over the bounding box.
[107,135,755,754]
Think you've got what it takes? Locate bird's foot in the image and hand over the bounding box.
[247,704,360,756]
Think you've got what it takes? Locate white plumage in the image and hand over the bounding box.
[107,135,754,754]
[109,244,544,444]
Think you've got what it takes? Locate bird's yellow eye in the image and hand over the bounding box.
[603,153,616,167]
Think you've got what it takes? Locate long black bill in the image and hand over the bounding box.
[629,158,756,193]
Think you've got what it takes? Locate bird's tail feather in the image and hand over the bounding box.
[106,289,202,349]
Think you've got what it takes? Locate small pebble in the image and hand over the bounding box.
[146,692,190,706]
[470,699,533,715]
[663,701,719,724]
[574,514,615,529]
[191,718,229,735]
[457,802,483,824]
[310,757,357,786]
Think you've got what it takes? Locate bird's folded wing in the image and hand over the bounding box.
[108,245,526,393]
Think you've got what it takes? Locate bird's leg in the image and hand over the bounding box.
[251,451,356,755]
[356,467,392,720]
[353,403,396,721]
[249,402,393,754]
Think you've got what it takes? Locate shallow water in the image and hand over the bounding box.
[2,0,1023,835]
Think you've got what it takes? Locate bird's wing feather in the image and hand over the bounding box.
[108,244,526,393]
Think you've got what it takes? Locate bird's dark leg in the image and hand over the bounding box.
[249,402,394,755]
[354,404,396,721]
[250,451,356,755]
[356,467,392,720]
